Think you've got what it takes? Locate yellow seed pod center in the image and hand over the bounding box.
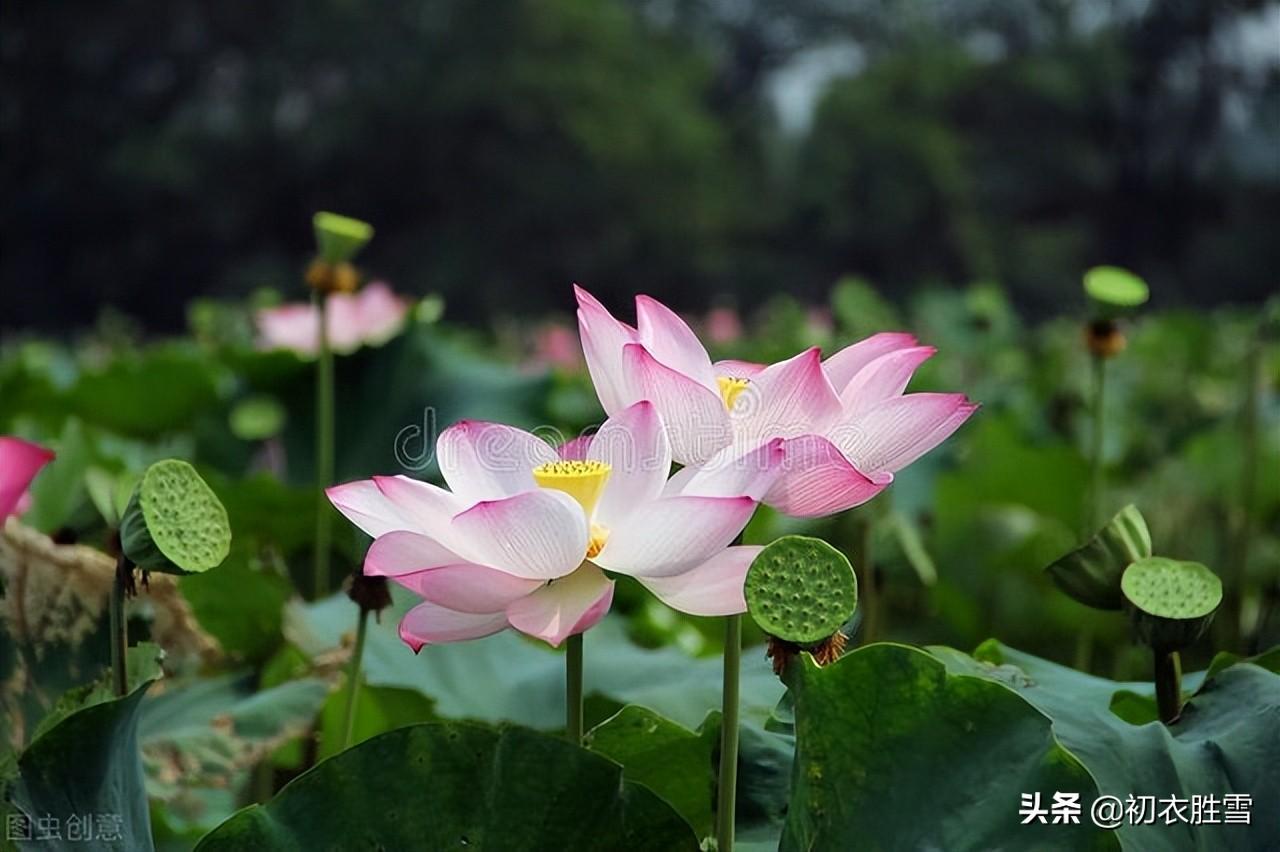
[717,376,750,411]
[532,460,612,518]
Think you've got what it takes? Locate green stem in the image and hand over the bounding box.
[1154,649,1182,724]
[110,555,129,697]
[716,613,741,852]
[313,293,335,599]
[1088,353,1107,532]
[1231,337,1262,648]
[341,606,371,749]
[565,632,584,744]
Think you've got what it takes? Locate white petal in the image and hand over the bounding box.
[639,546,762,616]
[505,563,614,647]
[398,602,509,651]
[635,295,718,390]
[622,343,731,466]
[576,285,639,414]
[839,346,935,417]
[450,489,588,579]
[821,333,919,395]
[436,420,559,504]
[589,401,672,528]
[670,439,785,501]
[729,347,842,447]
[593,495,756,578]
[831,393,979,474]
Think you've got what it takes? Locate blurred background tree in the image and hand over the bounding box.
[3,0,1278,331]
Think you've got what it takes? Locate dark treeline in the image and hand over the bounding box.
[3,0,1278,332]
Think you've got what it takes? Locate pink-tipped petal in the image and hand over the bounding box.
[505,562,614,647]
[365,530,474,577]
[325,291,366,354]
[593,495,756,578]
[713,359,766,379]
[0,437,55,519]
[635,295,717,390]
[450,490,588,580]
[639,546,763,616]
[436,420,559,504]
[255,303,321,356]
[833,393,979,475]
[589,401,672,528]
[576,285,639,414]
[371,475,466,544]
[839,346,937,417]
[398,601,509,651]
[557,434,594,461]
[671,438,785,501]
[822,332,919,395]
[765,434,890,518]
[327,479,420,538]
[729,347,842,447]
[622,343,731,466]
[353,282,410,347]
[403,564,544,614]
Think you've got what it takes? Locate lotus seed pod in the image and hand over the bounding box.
[1121,557,1222,651]
[120,459,231,576]
[1047,504,1151,610]
[1083,265,1149,312]
[745,536,857,646]
[313,211,373,265]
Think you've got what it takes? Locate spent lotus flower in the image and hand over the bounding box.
[575,285,977,517]
[328,401,780,649]
[256,281,409,357]
[0,437,55,519]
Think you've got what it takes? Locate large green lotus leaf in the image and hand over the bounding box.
[179,557,294,663]
[315,683,437,760]
[780,643,1112,852]
[67,347,224,438]
[1047,504,1151,610]
[138,674,330,805]
[194,722,698,851]
[584,705,719,838]
[286,592,785,732]
[9,682,156,852]
[936,642,1280,851]
[285,592,792,844]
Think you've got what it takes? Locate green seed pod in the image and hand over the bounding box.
[1083,265,1149,316]
[313,211,374,264]
[745,536,857,646]
[1121,557,1222,651]
[1047,504,1151,610]
[119,460,232,575]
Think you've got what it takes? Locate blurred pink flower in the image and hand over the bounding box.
[705,307,743,345]
[0,437,55,519]
[328,401,778,650]
[575,285,977,518]
[256,282,409,357]
[532,322,583,371]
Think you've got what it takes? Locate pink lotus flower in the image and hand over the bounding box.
[705,307,743,345]
[0,437,55,519]
[256,282,410,357]
[575,286,977,517]
[328,401,779,649]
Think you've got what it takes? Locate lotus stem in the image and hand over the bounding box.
[856,515,878,642]
[716,612,741,852]
[565,632,584,744]
[1088,353,1107,532]
[1232,336,1262,649]
[341,605,371,748]
[314,293,335,598]
[110,554,129,697]
[1154,649,1182,724]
